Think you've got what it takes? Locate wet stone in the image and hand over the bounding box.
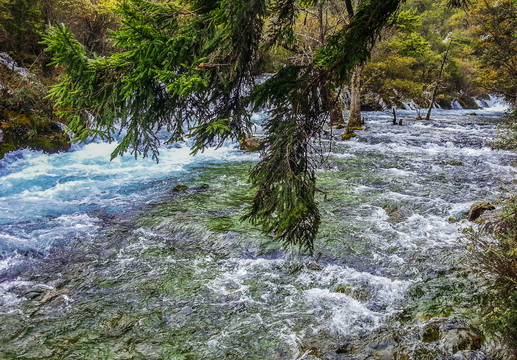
[172,184,189,192]
[306,262,323,271]
[422,322,440,343]
[468,202,495,221]
[448,160,463,166]
[446,350,488,360]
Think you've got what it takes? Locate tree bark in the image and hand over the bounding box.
[329,90,345,126]
[347,64,363,131]
[426,38,453,120]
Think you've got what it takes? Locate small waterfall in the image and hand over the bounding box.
[451,99,463,110]
[0,53,33,78]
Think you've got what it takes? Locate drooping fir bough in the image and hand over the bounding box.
[43,0,468,253]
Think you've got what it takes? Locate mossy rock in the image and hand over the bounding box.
[436,94,453,109]
[341,132,357,141]
[334,284,371,301]
[457,95,480,110]
[335,284,351,294]
[173,184,189,192]
[348,126,363,131]
[0,143,17,159]
[447,160,463,166]
[26,133,70,153]
[422,323,441,343]
[468,202,495,221]
[306,262,322,271]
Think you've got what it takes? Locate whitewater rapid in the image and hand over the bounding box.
[1,107,516,359]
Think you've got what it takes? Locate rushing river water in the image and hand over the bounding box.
[0,107,515,359]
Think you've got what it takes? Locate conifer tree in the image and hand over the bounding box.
[43,0,469,253]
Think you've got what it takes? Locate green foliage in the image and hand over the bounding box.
[464,197,517,353]
[243,66,326,253]
[315,0,402,82]
[0,63,70,157]
[493,111,517,150]
[43,0,479,253]
[472,0,517,106]
[361,0,490,109]
[0,0,46,62]
[392,9,421,33]
[43,0,267,160]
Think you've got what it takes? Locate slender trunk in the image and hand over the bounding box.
[317,4,344,127]
[344,0,355,17]
[426,39,453,120]
[329,90,345,126]
[318,4,324,45]
[347,64,363,131]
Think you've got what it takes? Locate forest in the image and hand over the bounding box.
[1,0,517,358]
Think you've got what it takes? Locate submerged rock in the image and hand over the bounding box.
[441,328,483,353]
[468,202,495,221]
[306,261,323,271]
[173,184,189,192]
[448,350,488,360]
[448,160,463,166]
[341,132,357,140]
[39,288,71,304]
[419,319,484,355]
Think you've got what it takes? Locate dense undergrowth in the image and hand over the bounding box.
[464,196,517,357]
[0,62,69,159]
[493,111,517,151]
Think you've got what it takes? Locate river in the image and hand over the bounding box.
[0,106,514,359]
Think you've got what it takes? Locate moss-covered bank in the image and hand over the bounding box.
[0,58,70,159]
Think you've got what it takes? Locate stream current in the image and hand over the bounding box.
[0,107,515,359]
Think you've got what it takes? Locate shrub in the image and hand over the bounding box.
[493,111,517,150]
[464,197,517,354]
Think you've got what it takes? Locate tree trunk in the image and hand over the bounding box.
[347,64,363,132]
[329,90,345,126]
[426,38,453,120]
[322,86,345,127]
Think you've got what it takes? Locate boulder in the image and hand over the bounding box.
[341,132,357,141]
[440,328,483,353]
[420,319,484,355]
[468,202,495,221]
[172,184,189,192]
